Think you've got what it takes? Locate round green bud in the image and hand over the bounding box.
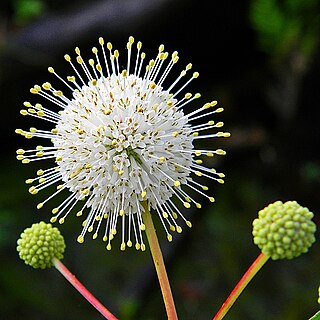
[252,201,316,260]
[17,221,66,269]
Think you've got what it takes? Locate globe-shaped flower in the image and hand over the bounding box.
[17,222,66,269]
[16,36,229,250]
[252,201,316,260]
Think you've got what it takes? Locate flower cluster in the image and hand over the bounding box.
[17,222,65,269]
[16,36,229,250]
[252,201,316,260]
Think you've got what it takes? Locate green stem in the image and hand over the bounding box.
[53,258,118,320]
[141,202,178,320]
[213,252,269,320]
[309,311,320,320]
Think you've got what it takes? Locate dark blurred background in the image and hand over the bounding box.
[1,0,320,319]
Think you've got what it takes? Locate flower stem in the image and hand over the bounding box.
[53,258,118,320]
[213,252,269,320]
[141,202,178,320]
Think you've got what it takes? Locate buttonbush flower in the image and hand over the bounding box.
[16,36,229,250]
[252,200,316,260]
[17,221,65,269]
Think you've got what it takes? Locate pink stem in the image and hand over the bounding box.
[53,258,118,320]
[213,252,269,320]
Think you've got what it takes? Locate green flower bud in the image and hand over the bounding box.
[252,201,316,260]
[17,221,66,269]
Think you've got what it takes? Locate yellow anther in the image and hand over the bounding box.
[185,93,192,99]
[76,56,83,64]
[170,225,176,232]
[195,151,201,156]
[167,234,173,242]
[96,64,102,72]
[185,197,191,202]
[118,170,124,175]
[224,132,231,137]
[141,191,147,198]
[180,70,187,77]
[25,133,33,139]
[37,169,44,176]
[137,41,142,49]
[88,226,93,233]
[149,82,156,89]
[76,211,83,217]
[211,168,217,173]
[209,197,215,202]
[208,120,215,125]
[16,155,24,160]
[16,149,25,155]
[42,82,51,90]
[176,226,182,233]
[119,209,125,216]
[56,156,62,161]
[141,52,146,59]
[193,132,199,137]
[183,202,191,209]
[195,171,202,176]
[107,42,112,50]
[48,67,54,73]
[92,47,98,54]
[203,102,211,109]
[172,180,180,187]
[159,156,166,163]
[140,223,146,231]
[106,244,112,251]
[207,152,214,157]
[186,63,192,70]
[54,90,63,96]
[114,50,119,58]
[77,235,84,243]
[216,149,226,155]
[89,59,95,66]
[141,244,146,251]
[186,221,192,228]
[20,110,28,116]
[23,101,31,107]
[127,240,133,247]
[91,79,97,86]
[22,159,30,164]
[135,243,140,250]
[166,100,173,106]
[195,93,201,98]
[59,218,65,224]
[196,203,202,209]
[25,178,34,184]
[158,44,164,52]
[99,37,104,45]
[172,131,178,137]
[102,236,108,242]
[173,56,179,64]
[75,47,80,55]
[218,173,225,178]
[56,184,64,190]
[193,72,199,78]
[195,159,203,164]
[64,54,71,61]
[129,36,134,44]
[15,129,23,135]
[36,151,43,157]
[120,243,126,251]
[81,188,89,195]
[159,52,165,60]
[92,233,98,240]
[121,69,127,77]
[172,212,178,219]
[215,121,223,128]
[216,107,224,113]
[162,212,169,219]
[67,76,75,82]
[37,111,45,117]
[50,217,57,223]
[52,208,59,214]
[217,179,225,184]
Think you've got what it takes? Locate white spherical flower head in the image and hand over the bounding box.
[16,36,229,251]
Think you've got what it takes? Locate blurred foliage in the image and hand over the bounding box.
[13,0,46,25]
[249,0,320,58]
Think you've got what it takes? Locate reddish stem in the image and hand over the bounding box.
[53,258,118,320]
[213,252,269,320]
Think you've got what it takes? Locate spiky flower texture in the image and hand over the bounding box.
[16,36,229,250]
